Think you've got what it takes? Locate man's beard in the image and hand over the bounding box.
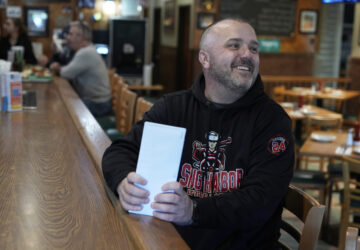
[209,57,256,93]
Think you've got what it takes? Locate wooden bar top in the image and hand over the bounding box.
[128,84,163,91]
[0,77,188,249]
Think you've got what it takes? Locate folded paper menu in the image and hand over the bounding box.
[335,146,352,155]
[129,122,186,216]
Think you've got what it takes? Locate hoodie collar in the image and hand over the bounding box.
[191,73,266,109]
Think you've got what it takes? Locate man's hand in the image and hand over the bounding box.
[151,182,193,225]
[50,62,61,74]
[116,172,149,211]
[37,55,49,67]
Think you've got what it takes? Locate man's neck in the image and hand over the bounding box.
[75,41,91,51]
[204,78,245,104]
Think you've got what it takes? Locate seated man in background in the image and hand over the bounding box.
[38,26,75,68]
[51,21,111,117]
[102,19,294,249]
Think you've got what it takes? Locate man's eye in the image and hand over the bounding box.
[250,47,258,53]
[229,44,239,49]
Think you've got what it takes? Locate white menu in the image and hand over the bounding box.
[129,122,186,216]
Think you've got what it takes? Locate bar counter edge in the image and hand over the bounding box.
[53,77,189,250]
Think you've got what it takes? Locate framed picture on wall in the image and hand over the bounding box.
[199,0,215,11]
[197,12,216,29]
[163,0,175,31]
[299,10,318,34]
[24,6,49,37]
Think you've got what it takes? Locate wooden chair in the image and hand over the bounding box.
[279,184,325,250]
[291,144,330,213]
[111,76,127,111]
[345,226,359,250]
[96,77,125,131]
[134,97,153,123]
[272,85,286,102]
[110,74,120,110]
[115,86,137,135]
[339,156,360,250]
[305,114,343,138]
[107,68,116,94]
[303,114,343,171]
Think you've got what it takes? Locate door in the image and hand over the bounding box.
[152,8,161,85]
[176,6,191,91]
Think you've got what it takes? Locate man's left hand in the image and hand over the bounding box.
[50,62,61,74]
[151,182,193,226]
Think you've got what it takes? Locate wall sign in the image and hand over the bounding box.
[220,0,297,37]
[6,6,22,17]
[258,39,281,52]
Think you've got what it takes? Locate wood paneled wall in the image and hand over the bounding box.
[259,53,315,76]
[159,46,177,93]
[346,57,360,115]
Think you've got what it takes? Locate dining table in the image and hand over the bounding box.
[299,130,360,160]
[276,87,360,113]
[0,77,188,249]
[280,103,343,141]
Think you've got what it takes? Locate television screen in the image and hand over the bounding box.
[95,44,109,55]
[25,6,49,37]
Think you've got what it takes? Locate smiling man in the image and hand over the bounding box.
[199,20,259,103]
[102,19,294,249]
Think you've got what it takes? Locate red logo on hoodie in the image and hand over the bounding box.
[268,135,288,155]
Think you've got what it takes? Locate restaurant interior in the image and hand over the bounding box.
[1,0,360,249]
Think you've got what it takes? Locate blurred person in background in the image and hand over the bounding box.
[50,21,112,117]
[0,17,37,65]
[37,26,75,68]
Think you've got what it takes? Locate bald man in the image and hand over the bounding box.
[102,19,294,249]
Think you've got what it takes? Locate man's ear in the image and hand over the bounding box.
[199,50,210,69]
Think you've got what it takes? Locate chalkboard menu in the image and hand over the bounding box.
[220,0,297,37]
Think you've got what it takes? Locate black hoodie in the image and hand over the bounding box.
[102,73,294,250]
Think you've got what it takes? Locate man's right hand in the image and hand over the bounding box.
[117,172,150,211]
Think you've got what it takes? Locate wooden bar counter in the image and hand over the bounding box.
[0,77,188,249]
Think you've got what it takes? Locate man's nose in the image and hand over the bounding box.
[238,45,252,57]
